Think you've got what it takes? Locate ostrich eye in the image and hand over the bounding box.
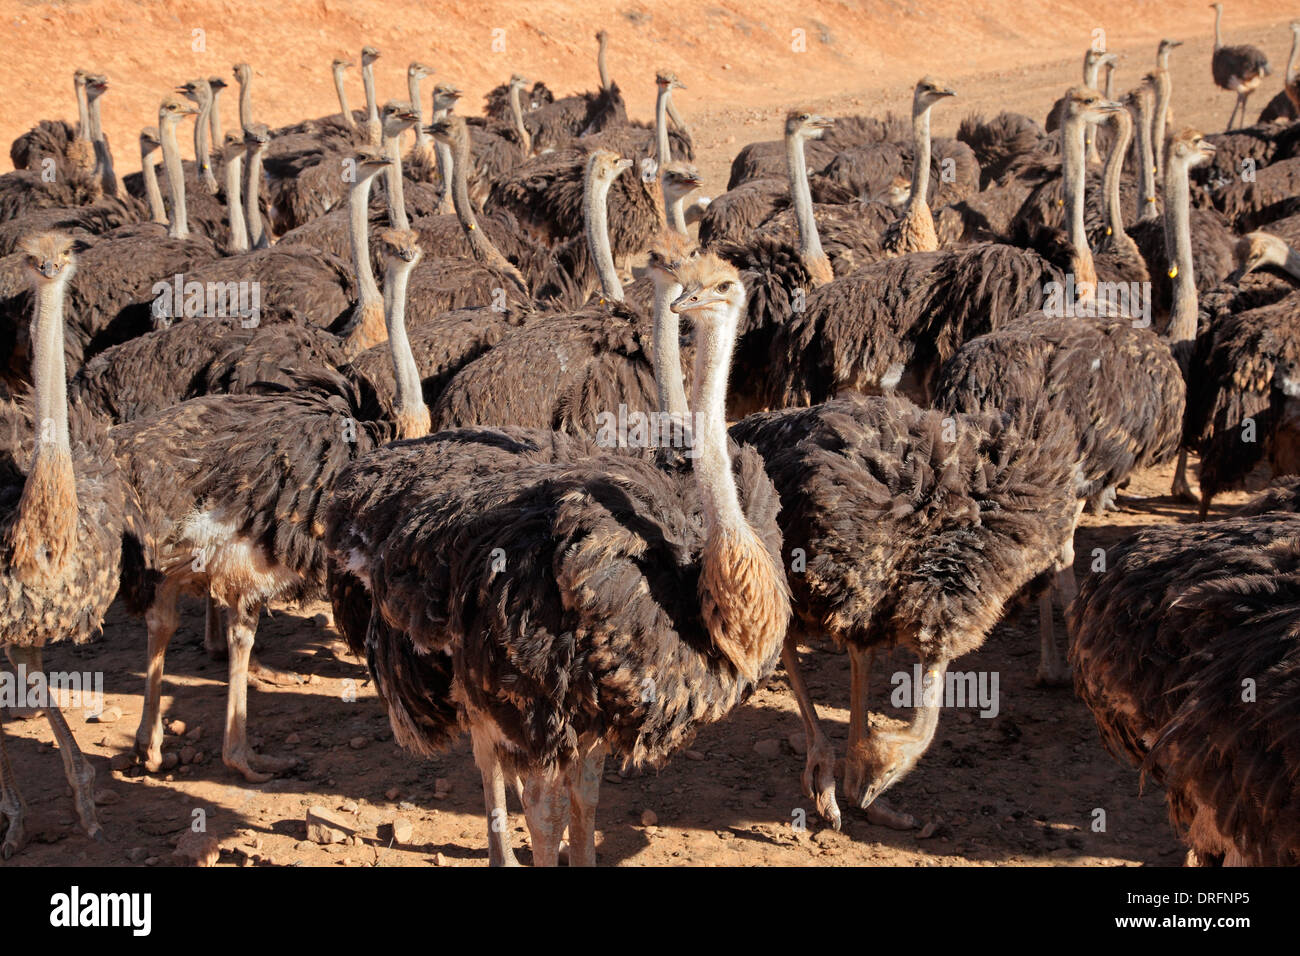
[717,281,733,293]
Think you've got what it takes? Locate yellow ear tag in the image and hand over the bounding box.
[1056,199,1064,207]
[1168,265,1178,278]
[1105,227,1113,236]
[468,223,476,230]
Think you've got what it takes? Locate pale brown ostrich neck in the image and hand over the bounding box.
[1133,88,1159,221]
[908,98,934,217]
[244,138,267,249]
[74,75,91,144]
[583,159,623,302]
[383,251,430,440]
[597,34,611,91]
[345,165,385,353]
[786,126,831,286]
[159,114,190,238]
[408,72,429,149]
[87,91,118,197]
[225,147,248,253]
[655,83,672,169]
[1102,108,1133,247]
[508,83,531,158]
[334,63,355,129]
[141,139,167,225]
[446,121,525,291]
[1061,105,1096,293]
[1164,148,1199,344]
[382,118,411,231]
[650,270,687,420]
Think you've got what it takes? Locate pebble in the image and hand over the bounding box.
[306,806,357,844]
[917,822,938,839]
[349,736,369,750]
[88,705,122,724]
[179,746,196,765]
[752,738,781,758]
[385,787,402,801]
[684,750,705,761]
[286,732,301,745]
[126,847,148,863]
[94,789,120,806]
[340,799,359,813]
[787,732,807,755]
[433,852,447,867]
[392,817,414,845]
[192,750,206,765]
[313,612,332,628]
[144,857,160,866]
[109,753,134,772]
[167,719,187,736]
[162,753,180,770]
[185,726,203,741]
[173,831,220,867]
[640,810,658,827]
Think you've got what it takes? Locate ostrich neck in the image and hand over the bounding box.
[1062,115,1091,268]
[160,120,190,238]
[508,85,531,157]
[448,130,518,284]
[1135,96,1157,219]
[88,96,118,196]
[597,38,610,90]
[334,69,355,128]
[786,132,828,280]
[225,152,248,253]
[909,103,932,214]
[1213,8,1223,49]
[362,66,378,122]
[75,82,90,141]
[209,93,222,148]
[1288,30,1300,84]
[31,278,72,453]
[1279,245,1300,279]
[194,95,212,179]
[583,170,622,301]
[433,105,453,206]
[238,77,252,130]
[141,148,167,223]
[383,130,411,231]
[690,307,745,533]
[651,278,688,418]
[655,86,671,168]
[667,192,689,234]
[408,76,428,147]
[1103,64,1115,99]
[1164,157,1198,342]
[245,144,266,248]
[666,95,689,136]
[1154,70,1172,171]
[1103,110,1132,240]
[349,173,382,312]
[383,258,428,438]
[1084,55,1101,88]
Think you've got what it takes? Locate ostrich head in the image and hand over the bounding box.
[85,73,109,102]
[661,161,702,203]
[361,46,381,66]
[139,126,161,154]
[232,62,251,85]
[1063,86,1123,126]
[508,73,530,91]
[220,131,247,162]
[914,76,956,109]
[1168,127,1216,170]
[1229,232,1291,280]
[670,253,746,325]
[432,83,461,112]
[1159,38,1184,55]
[380,100,419,137]
[21,233,76,283]
[408,62,434,81]
[785,108,834,141]
[845,702,941,812]
[177,77,212,106]
[158,95,199,125]
[884,174,912,208]
[242,122,271,149]
[596,29,608,43]
[377,227,423,266]
[332,58,354,74]
[208,76,228,94]
[1085,49,1119,72]
[588,149,634,186]
[656,70,686,92]
[354,146,394,175]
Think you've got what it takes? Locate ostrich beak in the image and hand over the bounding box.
[616,158,634,173]
[671,286,727,314]
[39,261,60,278]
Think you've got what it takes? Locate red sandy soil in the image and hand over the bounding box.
[0,1,1295,867]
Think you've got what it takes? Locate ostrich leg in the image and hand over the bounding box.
[843,646,917,829]
[470,727,519,866]
[566,739,606,866]
[135,578,182,772]
[221,601,297,782]
[203,595,225,658]
[781,634,841,830]
[0,707,26,858]
[521,767,568,867]
[7,646,101,841]
[1171,447,1196,502]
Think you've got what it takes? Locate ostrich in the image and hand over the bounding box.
[116,227,431,783]
[137,127,167,225]
[9,70,92,175]
[881,78,956,257]
[0,235,141,856]
[405,62,436,172]
[331,58,358,132]
[1069,514,1300,865]
[359,46,382,146]
[521,31,629,151]
[207,76,227,144]
[1211,3,1272,130]
[1209,155,1300,233]
[1129,78,1160,222]
[1258,22,1300,123]
[325,253,790,866]
[662,163,703,235]
[731,392,1080,827]
[1154,39,1182,178]
[1095,100,1150,284]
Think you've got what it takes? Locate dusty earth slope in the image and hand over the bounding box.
[0,1,1296,867]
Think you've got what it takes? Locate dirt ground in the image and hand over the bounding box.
[0,457,1259,868]
[0,1,1295,867]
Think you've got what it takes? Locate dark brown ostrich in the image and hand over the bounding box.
[325,253,790,866]
[1209,156,1300,232]
[9,70,91,175]
[1211,3,1273,130]
[114,228,431,783]
[0,235,142,856]
[1069,513,1300,865]
[957,111,1049,188]
[731,392,1079,828]
[933,315,1186,682]
[519,31,629,152]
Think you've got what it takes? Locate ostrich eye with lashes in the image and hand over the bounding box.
[717,281,733,293]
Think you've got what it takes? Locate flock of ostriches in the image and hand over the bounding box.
[0,4,1298,867]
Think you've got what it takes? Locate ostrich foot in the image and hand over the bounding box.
[864,798,917,830]
[802,736,842,831]
[0,728,25,858]
[1034,662,1073,687]
[1170,477,1198,504]
[222,745,298,783]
